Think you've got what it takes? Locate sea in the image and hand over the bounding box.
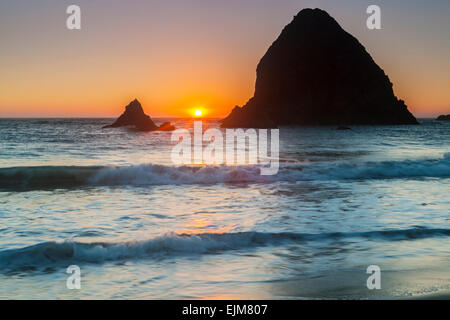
[0,118,449,299]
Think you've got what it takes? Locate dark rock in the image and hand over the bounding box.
[221,8,418,128]
[156,122,176,131]
[103,99,158,131]
[436,114,450,121]
[337,126,351,130]
[219,105,277,128]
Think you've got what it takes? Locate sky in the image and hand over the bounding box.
[0,0,449,118]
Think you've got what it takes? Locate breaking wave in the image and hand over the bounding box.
[0,153,449,190]
[0,227,448,271]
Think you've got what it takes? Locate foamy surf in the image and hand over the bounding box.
[0,227,449,271]
[0,153,449,190]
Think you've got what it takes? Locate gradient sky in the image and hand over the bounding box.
[0,0,449,117]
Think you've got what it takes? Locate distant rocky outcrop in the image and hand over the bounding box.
[221,8,418,128]
[436,114,450,121]
[156,122,175,131]
[103,99,175,131]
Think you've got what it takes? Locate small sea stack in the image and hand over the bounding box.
[436,114,450,121]
[156,122,175,131]
[103,99,175,132]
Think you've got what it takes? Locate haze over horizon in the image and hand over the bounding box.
[1,0,449,118]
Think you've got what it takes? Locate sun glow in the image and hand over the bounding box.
[194,109,203,117]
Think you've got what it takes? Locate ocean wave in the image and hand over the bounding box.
[0,153,449,190]
[306,152,450,180]
[0,227,448,271]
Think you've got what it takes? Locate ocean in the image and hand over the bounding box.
[0,118,449,299]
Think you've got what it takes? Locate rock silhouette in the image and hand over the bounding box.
[221,8,418,128]
[156,122,176,131]
[222,106,277,128]
[436,114,450,121]
[103,99,172,132]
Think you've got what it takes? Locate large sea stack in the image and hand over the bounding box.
[221,8,418,128]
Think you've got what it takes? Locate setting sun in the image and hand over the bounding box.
[194,109,203,117]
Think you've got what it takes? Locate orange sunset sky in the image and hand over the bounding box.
[0,0,449,118]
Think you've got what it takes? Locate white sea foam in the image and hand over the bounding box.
[0,153,449,189]
[0,228,448,270]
